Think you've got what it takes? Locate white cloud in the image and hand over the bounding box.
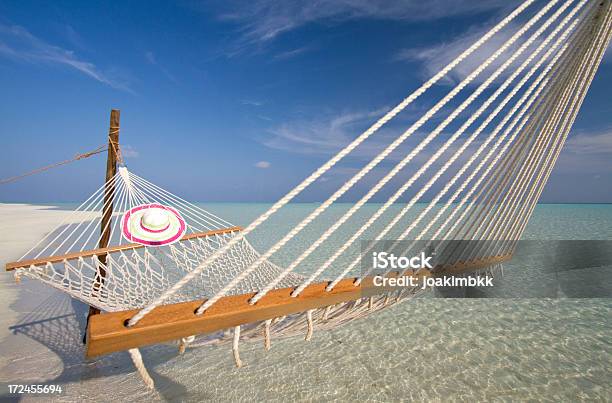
[260,109,514,202]
[144,50,157,64]
[555,129,612,173]
[241,99,264,106]
[605,41,612,63]
[564,129,612,155]
[262,107,390,155]
[0,23,132,92]
[255,160,271,168]
[121,144,139,158]
[62,24,87,51]
[258,104,465,176]
[394,19,533,84]
[273,45,314,60]
[217,0,511,45]
[144,50,177,83]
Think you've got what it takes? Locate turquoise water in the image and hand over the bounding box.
[3,203,612,401]
[144,203,611,401]
[195,203,612,283]
[199,202,612,239]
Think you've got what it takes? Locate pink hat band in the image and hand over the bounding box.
[140,220,170,233]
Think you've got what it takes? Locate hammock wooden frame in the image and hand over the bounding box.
[85,254,510,357]
[5,227,242,271]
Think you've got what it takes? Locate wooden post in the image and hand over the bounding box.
[99,109,121,256]
[85,110,120,337]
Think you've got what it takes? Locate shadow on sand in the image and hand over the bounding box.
[1,291,190,401]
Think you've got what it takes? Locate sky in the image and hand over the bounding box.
[0,0,611,203]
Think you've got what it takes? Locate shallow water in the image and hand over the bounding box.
[1,204,611,401]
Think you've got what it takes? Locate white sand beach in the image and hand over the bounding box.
[0,204,95,346]
[0,204,167,401]
[1,204,611,402]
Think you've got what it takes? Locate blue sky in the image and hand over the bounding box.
[0,0,611,203]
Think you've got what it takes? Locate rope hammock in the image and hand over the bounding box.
[6,0,612,389]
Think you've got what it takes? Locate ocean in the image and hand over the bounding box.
[1,203,611,401]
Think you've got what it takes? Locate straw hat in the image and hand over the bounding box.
[121,203,186,246]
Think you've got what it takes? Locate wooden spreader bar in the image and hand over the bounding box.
[86,254,510,357]
[5,226,242,271]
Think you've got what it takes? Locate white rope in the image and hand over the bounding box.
[232,326,242,367]
[97,178,129,249]
[439,51,577,244]
[450,37,586,262]
[378,50,570,275]
[178,335,196,354]
[420,76,551,242]
[313,5,583,292]
[395,39,574,244]
[499,6,612,252]
[127,174,217,232]
[128,171,234,228]
[505,9,610,247]
[395,6,596,260]
[30,173,117,259]
[63,183,119,254]
[461,11,607,261]
[488,86,576,242]
[427,79,552,243]
[128,173,222,230]
[203,0,567,309]
[466,84,573,260]
[20,175,111,260]
[263,319,272,351]
[366,0,600,274]
[323,306,332,321]
[73,177,126,252]
[128,172,234,230]
[53,176,124,255]
[441,11,597,247]
[128,348,155,389]
[470,32,592,248]
[125,0,543,326]
[315,59,560,290]
[418,4,603,262]
[305,309,314,341]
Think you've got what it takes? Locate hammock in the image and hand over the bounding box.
[6,0,612,389]
[7,167,304,312]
